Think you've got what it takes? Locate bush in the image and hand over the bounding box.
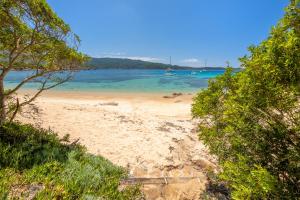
[0,122,78,169]
[192,1,300,199]
[0,122,142,199]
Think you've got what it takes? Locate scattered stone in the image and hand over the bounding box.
[157,126,171,132]
[117,115,140,124]
[191,155,215,171]
[165,155,174,161]
[163,92,183,99]
[172,138,182,143]
[186,135,196,142]
[165,122,186,132]
[161,164,184,171]
[117,115,126,119]
[168,146,175,153]
[158,122,186,132]
[172,92,183,97]
[99,102,118,106]
[191,127,198,133]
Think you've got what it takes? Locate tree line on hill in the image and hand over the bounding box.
[84,57,228,70]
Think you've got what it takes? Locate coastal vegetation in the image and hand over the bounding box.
[192,0,300,199]
[0,122,141,199]
[0,0,87,125]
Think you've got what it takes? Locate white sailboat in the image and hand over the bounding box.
[165,56,174,76]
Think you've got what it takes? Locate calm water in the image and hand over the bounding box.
[4,69,225,93]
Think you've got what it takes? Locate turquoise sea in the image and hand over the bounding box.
[4,69,226,93]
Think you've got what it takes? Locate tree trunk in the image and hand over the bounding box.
[0,77,6,125]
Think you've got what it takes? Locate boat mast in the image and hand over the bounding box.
[169,56,172,66]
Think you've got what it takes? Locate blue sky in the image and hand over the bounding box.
[48,0,288,67]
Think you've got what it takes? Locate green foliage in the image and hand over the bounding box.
[219,156,276,200]
[0,0,87,71]
[0,168,21,199]
[0,123,142,199]
[192,1,300,199]
[0,122,79,169]
[58,151,140,199]
[0,0,88,124]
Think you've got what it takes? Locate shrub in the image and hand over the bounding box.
[0,122,79,169]
[192,1,300,199]
[0,122,142,199]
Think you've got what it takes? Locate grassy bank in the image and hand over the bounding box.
[0,122,142,199]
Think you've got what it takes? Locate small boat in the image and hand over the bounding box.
[165,72,174,76]
[165,67,175,76]
[164,56,175,76]
[191,71,197,75]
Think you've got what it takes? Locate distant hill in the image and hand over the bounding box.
[84,57,228,70]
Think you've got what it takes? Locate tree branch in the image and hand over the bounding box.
[5,70,48,96]
[18,75,71,108]
[8,25,39,70]
[9,98,19,123]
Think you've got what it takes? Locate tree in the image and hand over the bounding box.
[0,0,87,124]
[192,1,300,199]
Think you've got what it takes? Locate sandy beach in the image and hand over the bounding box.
[18,90,216,200]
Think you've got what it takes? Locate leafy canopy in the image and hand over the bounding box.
[0,0,88,123]
[192,1,300,199]
[0,0,86,71]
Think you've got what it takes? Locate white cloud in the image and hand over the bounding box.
[181,58,199,63]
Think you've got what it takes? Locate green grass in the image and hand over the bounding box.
[0,122,142,199]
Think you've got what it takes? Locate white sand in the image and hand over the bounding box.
[18,90,217,200]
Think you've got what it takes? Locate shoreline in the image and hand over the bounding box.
[17,89,197,102]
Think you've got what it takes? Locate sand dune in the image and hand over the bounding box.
[18,90,217,200]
